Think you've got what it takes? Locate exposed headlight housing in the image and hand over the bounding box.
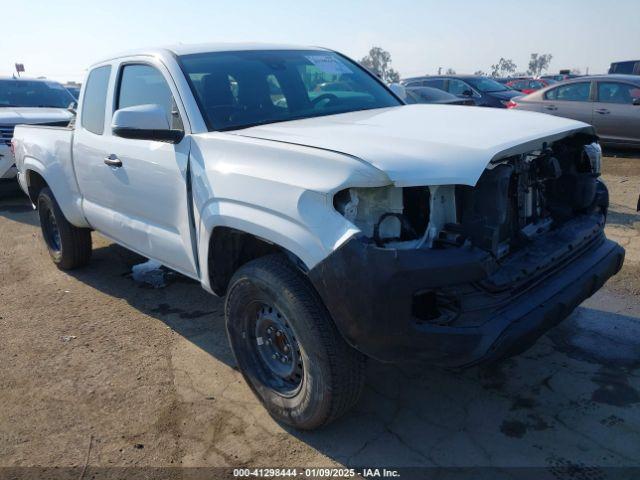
[333,185,457,249]
[333,186,404,242]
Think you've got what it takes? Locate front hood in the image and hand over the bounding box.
[231,104,593,187]
[0,107,73,125]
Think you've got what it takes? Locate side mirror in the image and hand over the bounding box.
[462,89,474,97]
[67,102,77,115]
[633,98,640,106]
[388,83,407,101]
[112,104,183,143]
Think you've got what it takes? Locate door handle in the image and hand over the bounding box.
[544,105,558,111]
[104,154,122,168]
[595,108,610,115]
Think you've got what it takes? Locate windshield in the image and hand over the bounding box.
[0,80,75,108]
[466,77,509,93]
[66,86,81,100]
[178,50,402,131]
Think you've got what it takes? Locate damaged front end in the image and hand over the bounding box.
[333,134,606,257]
[311,133,625,366]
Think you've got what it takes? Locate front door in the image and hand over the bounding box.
[593,81,640,145]
[75,60,198,278]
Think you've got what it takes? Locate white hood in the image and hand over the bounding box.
[0,107,73,125]
[232,104,593,187]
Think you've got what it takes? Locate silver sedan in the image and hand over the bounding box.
[512,74,640,148]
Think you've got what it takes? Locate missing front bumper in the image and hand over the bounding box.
[308,216,625,367]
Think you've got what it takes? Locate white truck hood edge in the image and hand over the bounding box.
[0,107,73,124]
[230,104,594,187]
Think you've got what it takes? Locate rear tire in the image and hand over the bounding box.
[37,187,92,270]
[225,254,366,430]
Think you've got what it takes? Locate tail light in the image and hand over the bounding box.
[505,100,519,109]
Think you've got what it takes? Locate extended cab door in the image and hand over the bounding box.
[74,59,198,278]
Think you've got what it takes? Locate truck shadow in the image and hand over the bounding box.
[603,146,640,159]
[0,192,38,227]
[290,304,640,468]
[66,241,237,369]
[607,208,640,228]
[66,240,640,469]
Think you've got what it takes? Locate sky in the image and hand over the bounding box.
[2,0,639,83]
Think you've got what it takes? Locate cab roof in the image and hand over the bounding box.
[91,42,328,67]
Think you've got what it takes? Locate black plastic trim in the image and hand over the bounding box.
[308,216,624,367]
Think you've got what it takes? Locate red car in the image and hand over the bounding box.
[506,78,554,94]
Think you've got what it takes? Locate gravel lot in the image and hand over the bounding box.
[1,152,639,478]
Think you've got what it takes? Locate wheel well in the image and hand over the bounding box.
[26,171,48,205]
[208,227,306,295]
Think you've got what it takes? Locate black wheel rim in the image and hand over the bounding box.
[42,208,62,252]
[249,303,304,396]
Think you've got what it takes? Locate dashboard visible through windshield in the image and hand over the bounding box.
[178,50,402,131]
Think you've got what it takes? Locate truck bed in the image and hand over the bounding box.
[12,124,87,226]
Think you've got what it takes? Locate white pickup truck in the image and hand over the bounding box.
[1,78,75,181]
[12,43,624,429]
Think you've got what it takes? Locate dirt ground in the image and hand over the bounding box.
[0,153,639,479]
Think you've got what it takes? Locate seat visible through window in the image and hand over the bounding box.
[201,73,237,123]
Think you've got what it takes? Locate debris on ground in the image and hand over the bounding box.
[131,259,166,288]
[60,335,77,342]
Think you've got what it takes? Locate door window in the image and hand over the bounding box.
[545,82,590,102]
[448,79,470,95]
[597,82,640,104]
[117,64,183,130]
[609,61,636,74]
[423,79,445,90]
[81,65,111,135]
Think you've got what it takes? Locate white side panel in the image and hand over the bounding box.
[190,133,389,290]
[12,125,89,227]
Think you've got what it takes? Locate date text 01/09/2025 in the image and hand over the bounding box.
[232,467,401,477]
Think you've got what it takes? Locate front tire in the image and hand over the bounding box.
[225,254,366,430]
[37,187,92,269]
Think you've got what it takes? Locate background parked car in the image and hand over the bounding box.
[541,73,580,82]
[0,77,75,181]
[506,78,555,94]
[401,75,522,107]
[404,86,475,105]
[65,85,81,99]
[609,60,640,75]
[511,74,640,147]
